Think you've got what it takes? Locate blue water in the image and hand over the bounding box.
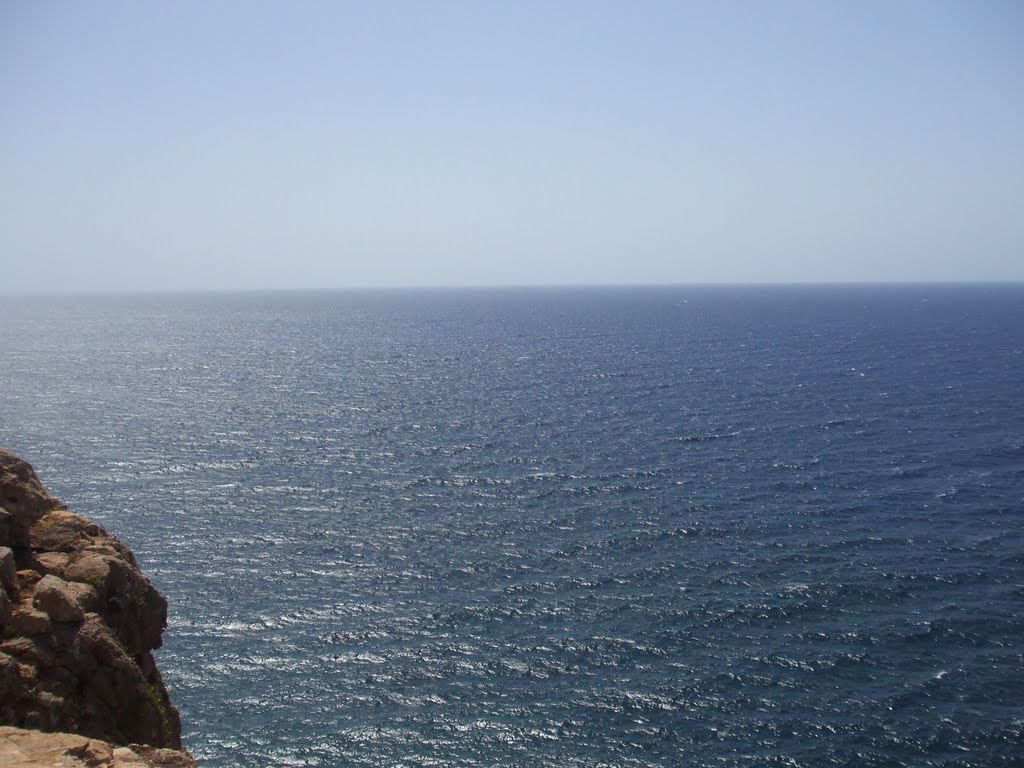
[1,285,1022,767]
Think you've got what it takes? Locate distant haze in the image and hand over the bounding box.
[2,1,1022,293]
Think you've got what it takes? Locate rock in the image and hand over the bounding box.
[33,575,86,622]
[7,604,52,635]
[1,635,57,668]
[0,450,66,548]
[0,651,18,691]
[0,546,17,595]
[33,550,71,576]
[0,725,199,767]
[17,568,43,590]
[0,448,186,753]
[65,553,112,589]
[67,580,101,614]
[69,737,114,765]
[0,507,12,548]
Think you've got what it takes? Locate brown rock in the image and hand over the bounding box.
[0,449,184,750]
[123,742,201,768]
[68,737,115,765]
[66,553,112,589]
[33,550,71,577]
[0,650,19,689]
[6,604,52,635]
[34,575,86,623]
[0,450,66,548]
[0,507,12,548]
[65,553,168,656]
[0,726,199,767]
[67,580,101,614]
[0,546,17,595]
[17,567,42,589]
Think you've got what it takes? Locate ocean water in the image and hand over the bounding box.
[1,284,1022,767]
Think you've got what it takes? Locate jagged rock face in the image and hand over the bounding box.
[0,449,183,750]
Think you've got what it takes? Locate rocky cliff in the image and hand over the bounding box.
[0,448,198,767]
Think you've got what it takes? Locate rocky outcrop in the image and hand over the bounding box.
[0,448,195,765]
[0,725,197,768]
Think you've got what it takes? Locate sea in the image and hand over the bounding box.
[1,284,1022,768]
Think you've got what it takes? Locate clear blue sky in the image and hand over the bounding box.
[2,1,1022,292]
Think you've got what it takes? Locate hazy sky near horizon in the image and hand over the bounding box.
[2,1,1022,292]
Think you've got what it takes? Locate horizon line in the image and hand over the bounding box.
[2,278,1024,299]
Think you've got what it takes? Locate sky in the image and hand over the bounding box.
[1,1,1022,292]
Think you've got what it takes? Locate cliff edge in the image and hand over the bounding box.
[0,448,198,767]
